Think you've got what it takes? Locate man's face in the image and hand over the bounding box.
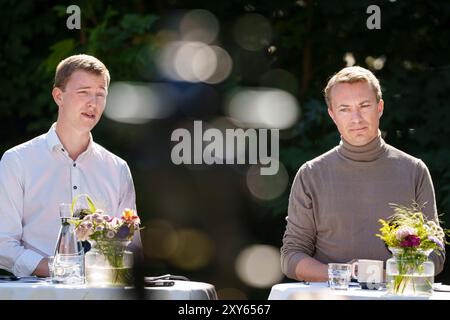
[328,81,383,146]
[52,70,108,134]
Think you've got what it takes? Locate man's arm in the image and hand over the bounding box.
[32,258,50,277]
[281,164,320,281]
[295,257,328,282]
[415,159,445,275]
[0,151,44,276]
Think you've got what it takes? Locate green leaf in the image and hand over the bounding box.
[40,39,77,74]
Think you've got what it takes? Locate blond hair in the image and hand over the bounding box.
[323,66,382,108]
[54,54,110,90]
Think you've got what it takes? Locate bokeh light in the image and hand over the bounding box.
[157,41,232,83]
[180,9,219,44]
[169,229,215,270]
[246,161,289,201]
[203,46,233,84]
[235,245,284,288]
[175,41,216,82]
[373,56,386,70]
[344,52,356,67]
[225,88,300,129]
[143,219,178,259]
[365,55,386,70]
[105,82,177,124]
[233,14,272,51]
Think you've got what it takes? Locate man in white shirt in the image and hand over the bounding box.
[0,54,141,277]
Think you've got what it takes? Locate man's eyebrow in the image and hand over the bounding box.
[337,100,371,108]
[76,86,106,91]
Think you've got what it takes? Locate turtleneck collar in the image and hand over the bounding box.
[337,130,387,162]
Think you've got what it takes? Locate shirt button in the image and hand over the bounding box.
[73,163,76,167]
[61,148,65,152]
[73,186,77,190]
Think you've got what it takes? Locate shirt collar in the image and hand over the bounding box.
[337,130,387,162]
[46,123,95,155]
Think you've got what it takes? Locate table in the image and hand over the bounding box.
[0,280,218,300]
[268,282,450,300]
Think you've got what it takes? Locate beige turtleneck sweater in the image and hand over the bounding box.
[280,133,445,280]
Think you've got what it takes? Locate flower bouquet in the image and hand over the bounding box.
[71,195,142,287]
[376,203,447,295]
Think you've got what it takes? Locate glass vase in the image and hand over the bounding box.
[385,247,434,296]
[85,240,134,287]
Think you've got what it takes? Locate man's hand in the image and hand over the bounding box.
[32,257,49,277]
[295,257,328,282]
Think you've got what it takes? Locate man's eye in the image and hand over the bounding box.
[361,105,370,108]
[78,91,87,95]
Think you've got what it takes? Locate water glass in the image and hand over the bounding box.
[51,253,85,285]
[47,256,55,279]
[328,263,352,290]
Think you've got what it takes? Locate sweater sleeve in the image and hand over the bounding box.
[415,159,445,275]
[280,164,317,280]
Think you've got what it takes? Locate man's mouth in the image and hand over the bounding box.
[81,112,95,120]
[350,127,367,133]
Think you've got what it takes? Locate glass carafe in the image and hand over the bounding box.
[52,203,85,285]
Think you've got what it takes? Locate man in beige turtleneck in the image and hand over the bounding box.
[280,66,445,282]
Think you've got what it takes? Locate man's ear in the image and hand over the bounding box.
[378,99,384,118]
[52,87,63,109]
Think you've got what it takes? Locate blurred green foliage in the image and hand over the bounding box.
[1,0,449,297]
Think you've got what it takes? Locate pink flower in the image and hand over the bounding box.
[110,217,120,226]
[400,234,421,247]
[396,226,417,241]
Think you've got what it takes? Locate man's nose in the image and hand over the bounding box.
[87,94,98,108]
[350,110,363,123]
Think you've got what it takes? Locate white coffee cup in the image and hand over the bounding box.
[351,259,384,290]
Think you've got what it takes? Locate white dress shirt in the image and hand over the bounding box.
[0,123,141,276]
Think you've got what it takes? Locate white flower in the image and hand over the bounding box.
[76,227,92,241]
[94,217,104,224]
[79,221,93,230]
[92,213,101,220]
[106,230,116,239]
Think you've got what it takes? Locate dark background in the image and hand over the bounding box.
[1,0,449,299]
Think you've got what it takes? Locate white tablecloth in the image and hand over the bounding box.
[268,282,450,300]
[0,280,217,300]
